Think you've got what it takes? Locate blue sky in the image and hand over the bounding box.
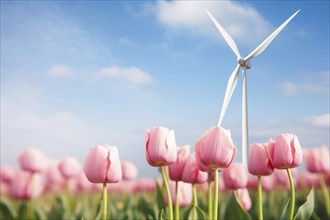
[1,1,329,177]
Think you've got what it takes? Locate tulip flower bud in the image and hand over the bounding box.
[223,163,248,190]
[268,134,302,169]
[18,148,48,173]
[304,145,330,174]
[169,145,190,181]
[121,161,138,180]
[145,127,177,167]
[195,127,236,170]
[164,180,192,208]
[182,153,208,184]
[59,157,81,179]
[236,188,252,211]
[83,145,122,183]
[10,170,44,200]
[248,142,274,176]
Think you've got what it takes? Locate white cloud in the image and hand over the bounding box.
[247,114,329,148]
[47,64,75,78]
[0,79,156,177]
[302,113,330,127]
[279,71,329,96]
[44,64,156,89]
[154,1,273,45]
[98,66,156,86]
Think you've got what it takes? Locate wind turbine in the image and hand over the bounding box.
[206,9,300,167]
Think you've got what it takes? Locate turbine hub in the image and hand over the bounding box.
[237,58,251,69]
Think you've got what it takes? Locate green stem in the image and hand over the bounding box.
[257,176,263,220]
[287,168,295,220]
[192,184,198,220]
[162,166,173,220]
[66,179,74,216]
[27,199,34,220]
[26,173,35,220]
[208,174,213,220]
[320,174,330,217]
[213,168,219,220]
[102,181,108,220]
[175,181,180,220]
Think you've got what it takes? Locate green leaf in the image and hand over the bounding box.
[17,202,27,220]
[47,196,65,220]
[183,205,193,220]
[94,200,103,220]
[156,180,166,211]
[0,198,17,220]
[34,203,47,220]
[184,205,207,220]
[138,197,156,219]
[224,193,252,220]
[294,188,315,220]
[219,196,229,220]
[158,209,168,220]
[279,199,290,220]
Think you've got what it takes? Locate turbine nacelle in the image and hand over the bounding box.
[237,58,251,69]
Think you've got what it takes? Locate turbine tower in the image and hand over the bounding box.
[206,9,300,167]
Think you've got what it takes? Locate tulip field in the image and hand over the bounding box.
[1,2,329,220]
[0,138,329,220]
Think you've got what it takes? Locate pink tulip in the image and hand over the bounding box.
[164,180,192,208]
[169,145,190,181]
[77,174,94,192]
[261,175,275,191]
[223,163,248,190]
[236,188,252,211]
[59,157,81,179]
[195,127,236,170]
[0,181,10,195]
[134,178,156,193]
[273,168,298,189]
[145,127,177,166]
[248,142,274,176]
[18,148,48,173]
[121,161,138,180]
[304,145,330,174]
[297,171,320,189]
[83,145,122,183]
[45,160,65,192]
[0,165,15,183]
[268,134,302,169]
[181,153,208,184]
[10,170,44,200]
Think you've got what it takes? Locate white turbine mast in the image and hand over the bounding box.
[206,9,300,168]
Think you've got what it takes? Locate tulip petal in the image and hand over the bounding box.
[83,145,108,183]
[107,146,122,183]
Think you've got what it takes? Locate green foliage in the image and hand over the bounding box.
[156,180,166,212]
[158,209,168,220]
[294,188,315,220]
[279,199,291,220]
[0,184,325,220]
[184,205,206,220]
[0,197,17,220]
[137,197,156,220]
[224,192,252,220]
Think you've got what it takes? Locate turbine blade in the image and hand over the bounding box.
[245,10,300,61]
[218,64,241,126]
[206,8,241,58]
